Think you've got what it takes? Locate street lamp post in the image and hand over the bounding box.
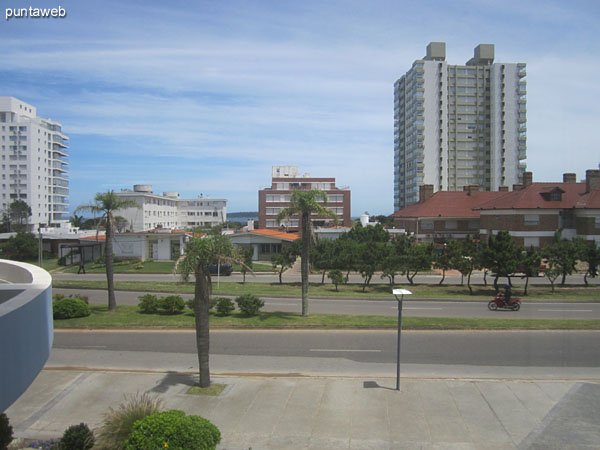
[392,288,412,391]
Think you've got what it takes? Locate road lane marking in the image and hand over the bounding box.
[310,349,382,353]
[538,309,593,312]
[392,307,444,310]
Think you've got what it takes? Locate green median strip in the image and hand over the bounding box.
[53,305,600,330]
[53,279,600,301]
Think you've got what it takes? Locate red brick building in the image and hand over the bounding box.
[391,169,600,247]
[477,170,600,247]
[258,166,351,232]
[391,184,506,243]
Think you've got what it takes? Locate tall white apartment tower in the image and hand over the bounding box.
[393,43,527,211]
[0,97,70,230]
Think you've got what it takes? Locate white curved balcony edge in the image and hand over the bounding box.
[0,259,53,412]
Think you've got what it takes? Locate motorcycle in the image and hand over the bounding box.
[488,293,521,311]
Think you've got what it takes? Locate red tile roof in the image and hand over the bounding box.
[392,191,507,218]
[477,183,589,210]
[249,229,300,241]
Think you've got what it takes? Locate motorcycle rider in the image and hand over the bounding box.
[502,283,512,307]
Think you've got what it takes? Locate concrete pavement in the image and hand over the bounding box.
[6,352,600,449]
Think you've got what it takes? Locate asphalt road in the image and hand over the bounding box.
[53,329,600,368]
[53,287,600,319]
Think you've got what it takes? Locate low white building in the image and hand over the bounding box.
[114,185,227,231]
[80,228,196,261]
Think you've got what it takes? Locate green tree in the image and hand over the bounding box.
[114,216,129,233]
[433,244,452,285]
[69,213,86,228]
[401,242,434,285]
[240,246,254,284]
[271,245,297,284]
[520,246,542,296]
[482,231,521,291]
[0,231,37,261]
[277,189,337,316]
[580,240,600,286]
[332,236,359,280]
[343,224,389,292]
[76,192,140,311]
[327,269,346,291]
[312,238,335,284]
[176,234,239,387]
[6,200,32,232]
[541,231,583,287]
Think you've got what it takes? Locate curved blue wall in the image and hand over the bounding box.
[0,260,53,412]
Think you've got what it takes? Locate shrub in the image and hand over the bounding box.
[137,294,160,314]
[53,293,66,301]
[235,294,264,316]
[60,423,94,450]
[215,297,235,316]
[94,393,163,450]
[53,298,91,320]
[0,413,13,450]
[159,295,185,315]
[132,262,144,270]
[187,298,218,315]
[123,410,220,450]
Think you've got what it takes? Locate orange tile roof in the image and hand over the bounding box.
[250,229,300,241]
[80,234,106,241]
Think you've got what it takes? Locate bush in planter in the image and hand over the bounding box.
[94,392,163,450]
[235,294,264,316]
[215,297,234,316]
[53,298,91,320]
[159,295,185,315]
[123,410,220,450]
[60,423,94,450]
[137,294,160,314]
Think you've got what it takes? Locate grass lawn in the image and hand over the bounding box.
[53,278,600,302]
[60,260,275,274]
[24,257,61,272]
[53,304,600,330]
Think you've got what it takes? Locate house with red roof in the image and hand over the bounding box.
[391,169,600,247]
[391,184,508,244]
[477,170,600,247]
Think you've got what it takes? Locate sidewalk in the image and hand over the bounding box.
[6,367,600,449]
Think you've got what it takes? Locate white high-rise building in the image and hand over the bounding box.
[393,43,527,211]
[115,185,227,231]
[0,97,70,230]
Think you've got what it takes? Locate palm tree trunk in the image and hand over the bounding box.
[194,266,211,388]
[300,213,310,317]
[105,216,117,312]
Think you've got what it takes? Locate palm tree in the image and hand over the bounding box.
[277,189,337,317]
[69,213,85,228]
[76,192,139,311]
[176,233,239,387]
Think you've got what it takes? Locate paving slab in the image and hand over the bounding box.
[4,370,599,449]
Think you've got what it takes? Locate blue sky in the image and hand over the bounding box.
[2,0,600,216]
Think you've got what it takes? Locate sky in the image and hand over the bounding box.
[2,0,600,216]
